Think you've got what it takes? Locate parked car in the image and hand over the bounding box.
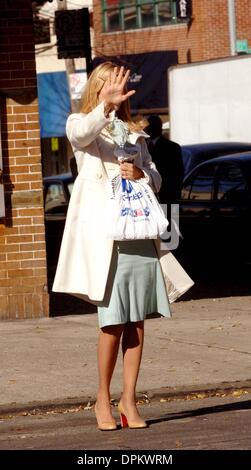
[181,142,251,175]
[176,152,251,273]
[43,173,74,270]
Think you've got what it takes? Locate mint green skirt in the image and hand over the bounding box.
[97,240,171,328]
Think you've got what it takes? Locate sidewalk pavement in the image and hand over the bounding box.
[0,295,251,415]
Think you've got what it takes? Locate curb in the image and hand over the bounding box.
[1,379,251,419]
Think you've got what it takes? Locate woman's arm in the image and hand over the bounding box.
[137,138,162,193]
[119,138,162,193]
[66,101,114,149]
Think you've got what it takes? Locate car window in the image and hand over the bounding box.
[45,183,67,214]
[216,163,248,202]
[183,163,216,201]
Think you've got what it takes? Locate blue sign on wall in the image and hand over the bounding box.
[37,71,71,138]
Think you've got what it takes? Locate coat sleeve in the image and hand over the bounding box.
[137,138,162,193]
[66,102,115,149]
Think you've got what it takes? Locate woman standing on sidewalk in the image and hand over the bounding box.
[53,62,193,431]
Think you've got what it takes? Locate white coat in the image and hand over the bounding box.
[52,102,194,304]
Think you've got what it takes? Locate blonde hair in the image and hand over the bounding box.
[79,61,147,133]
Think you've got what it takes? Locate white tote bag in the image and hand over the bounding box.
[106,175,169,240]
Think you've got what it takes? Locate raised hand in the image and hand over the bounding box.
[99,66,136,112]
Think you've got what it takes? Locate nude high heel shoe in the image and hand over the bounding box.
[94,403,117,431]
[118,402,148,429]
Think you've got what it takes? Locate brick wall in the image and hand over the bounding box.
[235,0,251,46]
[0,0,49,320]
[93,0,251,63]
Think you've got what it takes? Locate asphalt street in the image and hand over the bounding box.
[0,393,250,450]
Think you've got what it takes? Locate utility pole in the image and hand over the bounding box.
[228,0,236,56]
[57,0,78,112]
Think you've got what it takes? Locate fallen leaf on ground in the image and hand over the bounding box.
[232,390,248,397]
[84,401,92,410]
[195,393,207,399]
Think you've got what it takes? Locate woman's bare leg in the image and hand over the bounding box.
[96,324,124,423]
[120,321,146,423]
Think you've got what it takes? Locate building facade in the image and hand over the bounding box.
[93,0,251,114]
[0,0,49,320]
[94,0,251,62]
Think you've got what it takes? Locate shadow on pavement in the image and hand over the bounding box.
[49,292,97,317]
[174,246,251,301]
[146,399,251,426]
[181,274,251,301]
[47,271,97,317]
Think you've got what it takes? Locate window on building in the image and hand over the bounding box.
[102,0,190,32]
